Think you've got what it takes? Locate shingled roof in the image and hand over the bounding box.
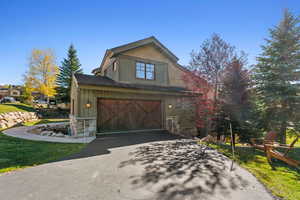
[74,74,189,93]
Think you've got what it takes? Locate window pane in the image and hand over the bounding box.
[146,64,154,80]
[146,72,154,80]
[136,62,145,79]
[113,61,117,71]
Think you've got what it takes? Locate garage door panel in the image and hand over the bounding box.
[97,98,162,132]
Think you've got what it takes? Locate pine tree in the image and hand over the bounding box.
[254,9,300,144]
[57,44,83,102]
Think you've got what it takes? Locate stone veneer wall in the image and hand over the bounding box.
[0,112,39,129]
[70,115,96,137]
[166,97,198,138]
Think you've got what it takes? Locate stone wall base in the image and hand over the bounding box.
[166,97,198,138]
[166,116,198,138]
[70,115,96,137]
[0,112,38,129]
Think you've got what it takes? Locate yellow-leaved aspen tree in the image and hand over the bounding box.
[23,75,35,104]
[26,49,59,106]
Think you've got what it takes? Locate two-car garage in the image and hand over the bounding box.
[97,98,162,133]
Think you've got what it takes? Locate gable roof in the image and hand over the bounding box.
[74,73,191,94]
[92,36,179,74]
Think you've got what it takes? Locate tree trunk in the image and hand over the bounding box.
[231,134,236,149]
[47,96,50,108]
[213,72,218,111]
[205,119,211,136]
[206,71,219,137]
[279,121,287,144]
[230,122,236,150]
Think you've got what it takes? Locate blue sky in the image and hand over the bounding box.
[0,0,299,85]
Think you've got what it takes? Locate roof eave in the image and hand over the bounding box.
[91,49,111,74]
[78,83,194,96]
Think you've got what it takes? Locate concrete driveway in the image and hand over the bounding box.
[0,131,275,200]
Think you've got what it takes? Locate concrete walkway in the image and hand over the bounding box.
[2,123,95,143]
[0,132,275,200]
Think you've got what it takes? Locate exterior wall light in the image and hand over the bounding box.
[168,104,173,109]
[85,102,91,108]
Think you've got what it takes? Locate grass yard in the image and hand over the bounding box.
[0,119,84,173]
[208,137,300,200]
[23,118,69,126]
[0,103,35,113]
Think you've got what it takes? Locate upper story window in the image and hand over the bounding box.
[136,62,155,80]
[113,61,117,71]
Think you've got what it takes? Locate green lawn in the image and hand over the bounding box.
[0,119,85,173]
[0,103,35,113]
[23,118,69,126]
[207,138,300,200]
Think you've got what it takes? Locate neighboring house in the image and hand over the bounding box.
[0,85,22,100]
[70,36,199,137]
[9,88,22,98]
[0,88,9,99]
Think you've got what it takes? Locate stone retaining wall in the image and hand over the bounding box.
[0,112,38,129]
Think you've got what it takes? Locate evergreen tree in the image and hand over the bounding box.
[254,9,300,144]
[57,44,83,102]
[219,58,255,142]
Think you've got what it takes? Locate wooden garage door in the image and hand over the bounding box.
[97,98,162,132]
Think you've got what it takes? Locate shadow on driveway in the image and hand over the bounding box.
[119,140,250,200]
[62,130,181,161]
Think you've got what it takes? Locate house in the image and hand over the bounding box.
[9,86,22,99]
[0,88,9,99]
[0,85,22,100]
[70,36,199,137]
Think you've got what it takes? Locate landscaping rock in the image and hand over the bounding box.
[0,123,7,129]
[0,111,38,129]
[28,124,69,138]
[41,131,53,136]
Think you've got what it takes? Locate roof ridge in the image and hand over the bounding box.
[92,36,180,74]
[108,36,155,51]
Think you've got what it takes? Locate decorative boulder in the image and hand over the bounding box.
[41,131,53,136]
